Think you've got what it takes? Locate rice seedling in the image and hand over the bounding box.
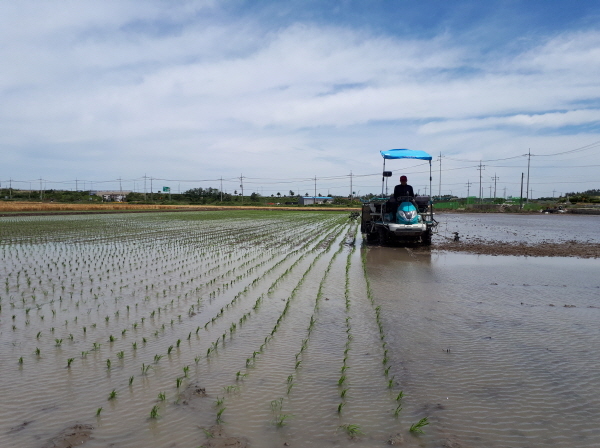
[117,351,124,359]
[154,354,163,363]
[35,347,40,356]
[396,391,404,401]
[338,375,346,386]
[55,338,63,347]
[108,389,117,400]
[337,402,346,413]
[393,405,403,417]
[18,357,23,364]
[129,376,134,386]
[167,345,174,355]
[176,377,183,388]
[96,407,103,416]
[338,424,364,438]
[158,391,166,401]
[340,388,348,398]
[214,397,225,407]
[149,405,160,419]
[67,358,75,368]
[106,359,111,369]
[81,351,88,358]
[388,376,395,389]
[409,417,429,434]
[216,407,226,423]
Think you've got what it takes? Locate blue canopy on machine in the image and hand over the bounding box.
[380,148,432,161]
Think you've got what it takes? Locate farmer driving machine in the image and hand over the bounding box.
[361,149,438,245]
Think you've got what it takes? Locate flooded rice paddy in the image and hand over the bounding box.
[1,210,599,447]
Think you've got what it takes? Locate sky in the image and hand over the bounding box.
[1,0,600,198]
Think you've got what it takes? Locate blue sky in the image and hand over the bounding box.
[1,0,599,198]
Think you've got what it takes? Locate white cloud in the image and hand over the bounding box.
[0,2,599,197]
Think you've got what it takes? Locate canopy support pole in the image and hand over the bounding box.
[381,158,386,197]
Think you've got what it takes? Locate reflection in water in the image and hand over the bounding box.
[366,245,600,447]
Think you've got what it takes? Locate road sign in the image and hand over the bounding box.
[163,187,170,192]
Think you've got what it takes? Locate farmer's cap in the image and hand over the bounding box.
[400,175,407,182]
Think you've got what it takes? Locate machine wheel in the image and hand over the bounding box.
[378,227,388,245]
[421,230,432,246]
[365,231,379,243]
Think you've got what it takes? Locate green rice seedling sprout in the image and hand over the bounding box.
[108,389,117,400]
[18,356,23,364]
[176,339,181,347]
[67,358,75,367]
[154,354,163,363]
[216,407,226,423]
[337,402,346,413]
[214,397,225,407]
[295,360,302,369]
[194,356,200,364]
[167,345,174,354]
[340,388,348,398]
[132,342,137,350]
[150,405,159,419]
[117,351,124,359]
[176,377,183,388]
[36,331,41,339]
[35,347,41,356]
[129,376,134,386]
[158,391,166,401]
[388,376,395,389]
[339,424,364,438]
[396,391,404,401]
[409,417,429,434]
[275,414,292,427]
[393,405,403,417]
[55,338,63,347]
[106,359,111,369]
[338,375,346,386]
[96,407,103,416]
[183,365,190,377]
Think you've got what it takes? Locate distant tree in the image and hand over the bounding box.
[250,192,260,201]
[305,192,309,196]
[234,190,237,195]
[277,192,281,197]
[289,190,294,196]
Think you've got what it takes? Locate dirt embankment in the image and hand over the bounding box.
[0,201,358,216]
[433,239,600,258]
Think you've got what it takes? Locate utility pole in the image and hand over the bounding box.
[143,174,147,201]
[39,178,43,201]
[9,178,12,199]
[220,177,223,202]
[150,177,153,202]
[477,161,486,203]
[437,152,443,199]
[466,180,472,201]
[76,178,78,191]
[119,177,122,199]
[503,187,507,199]
[552,189,556,198]
[350,171,353,200]
[492,174,499,199]
[520,172,524,209]
[526,149,531,203]
[240,174,244,203]
[314,176,317,199]
[489,185,493,199]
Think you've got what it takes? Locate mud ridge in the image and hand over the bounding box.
[432,240,600,258]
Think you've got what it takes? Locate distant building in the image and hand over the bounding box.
[299,196,333,205]
[96,191,130,202]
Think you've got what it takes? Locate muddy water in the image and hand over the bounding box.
[366,247,600,447]
[1,211,599,448]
